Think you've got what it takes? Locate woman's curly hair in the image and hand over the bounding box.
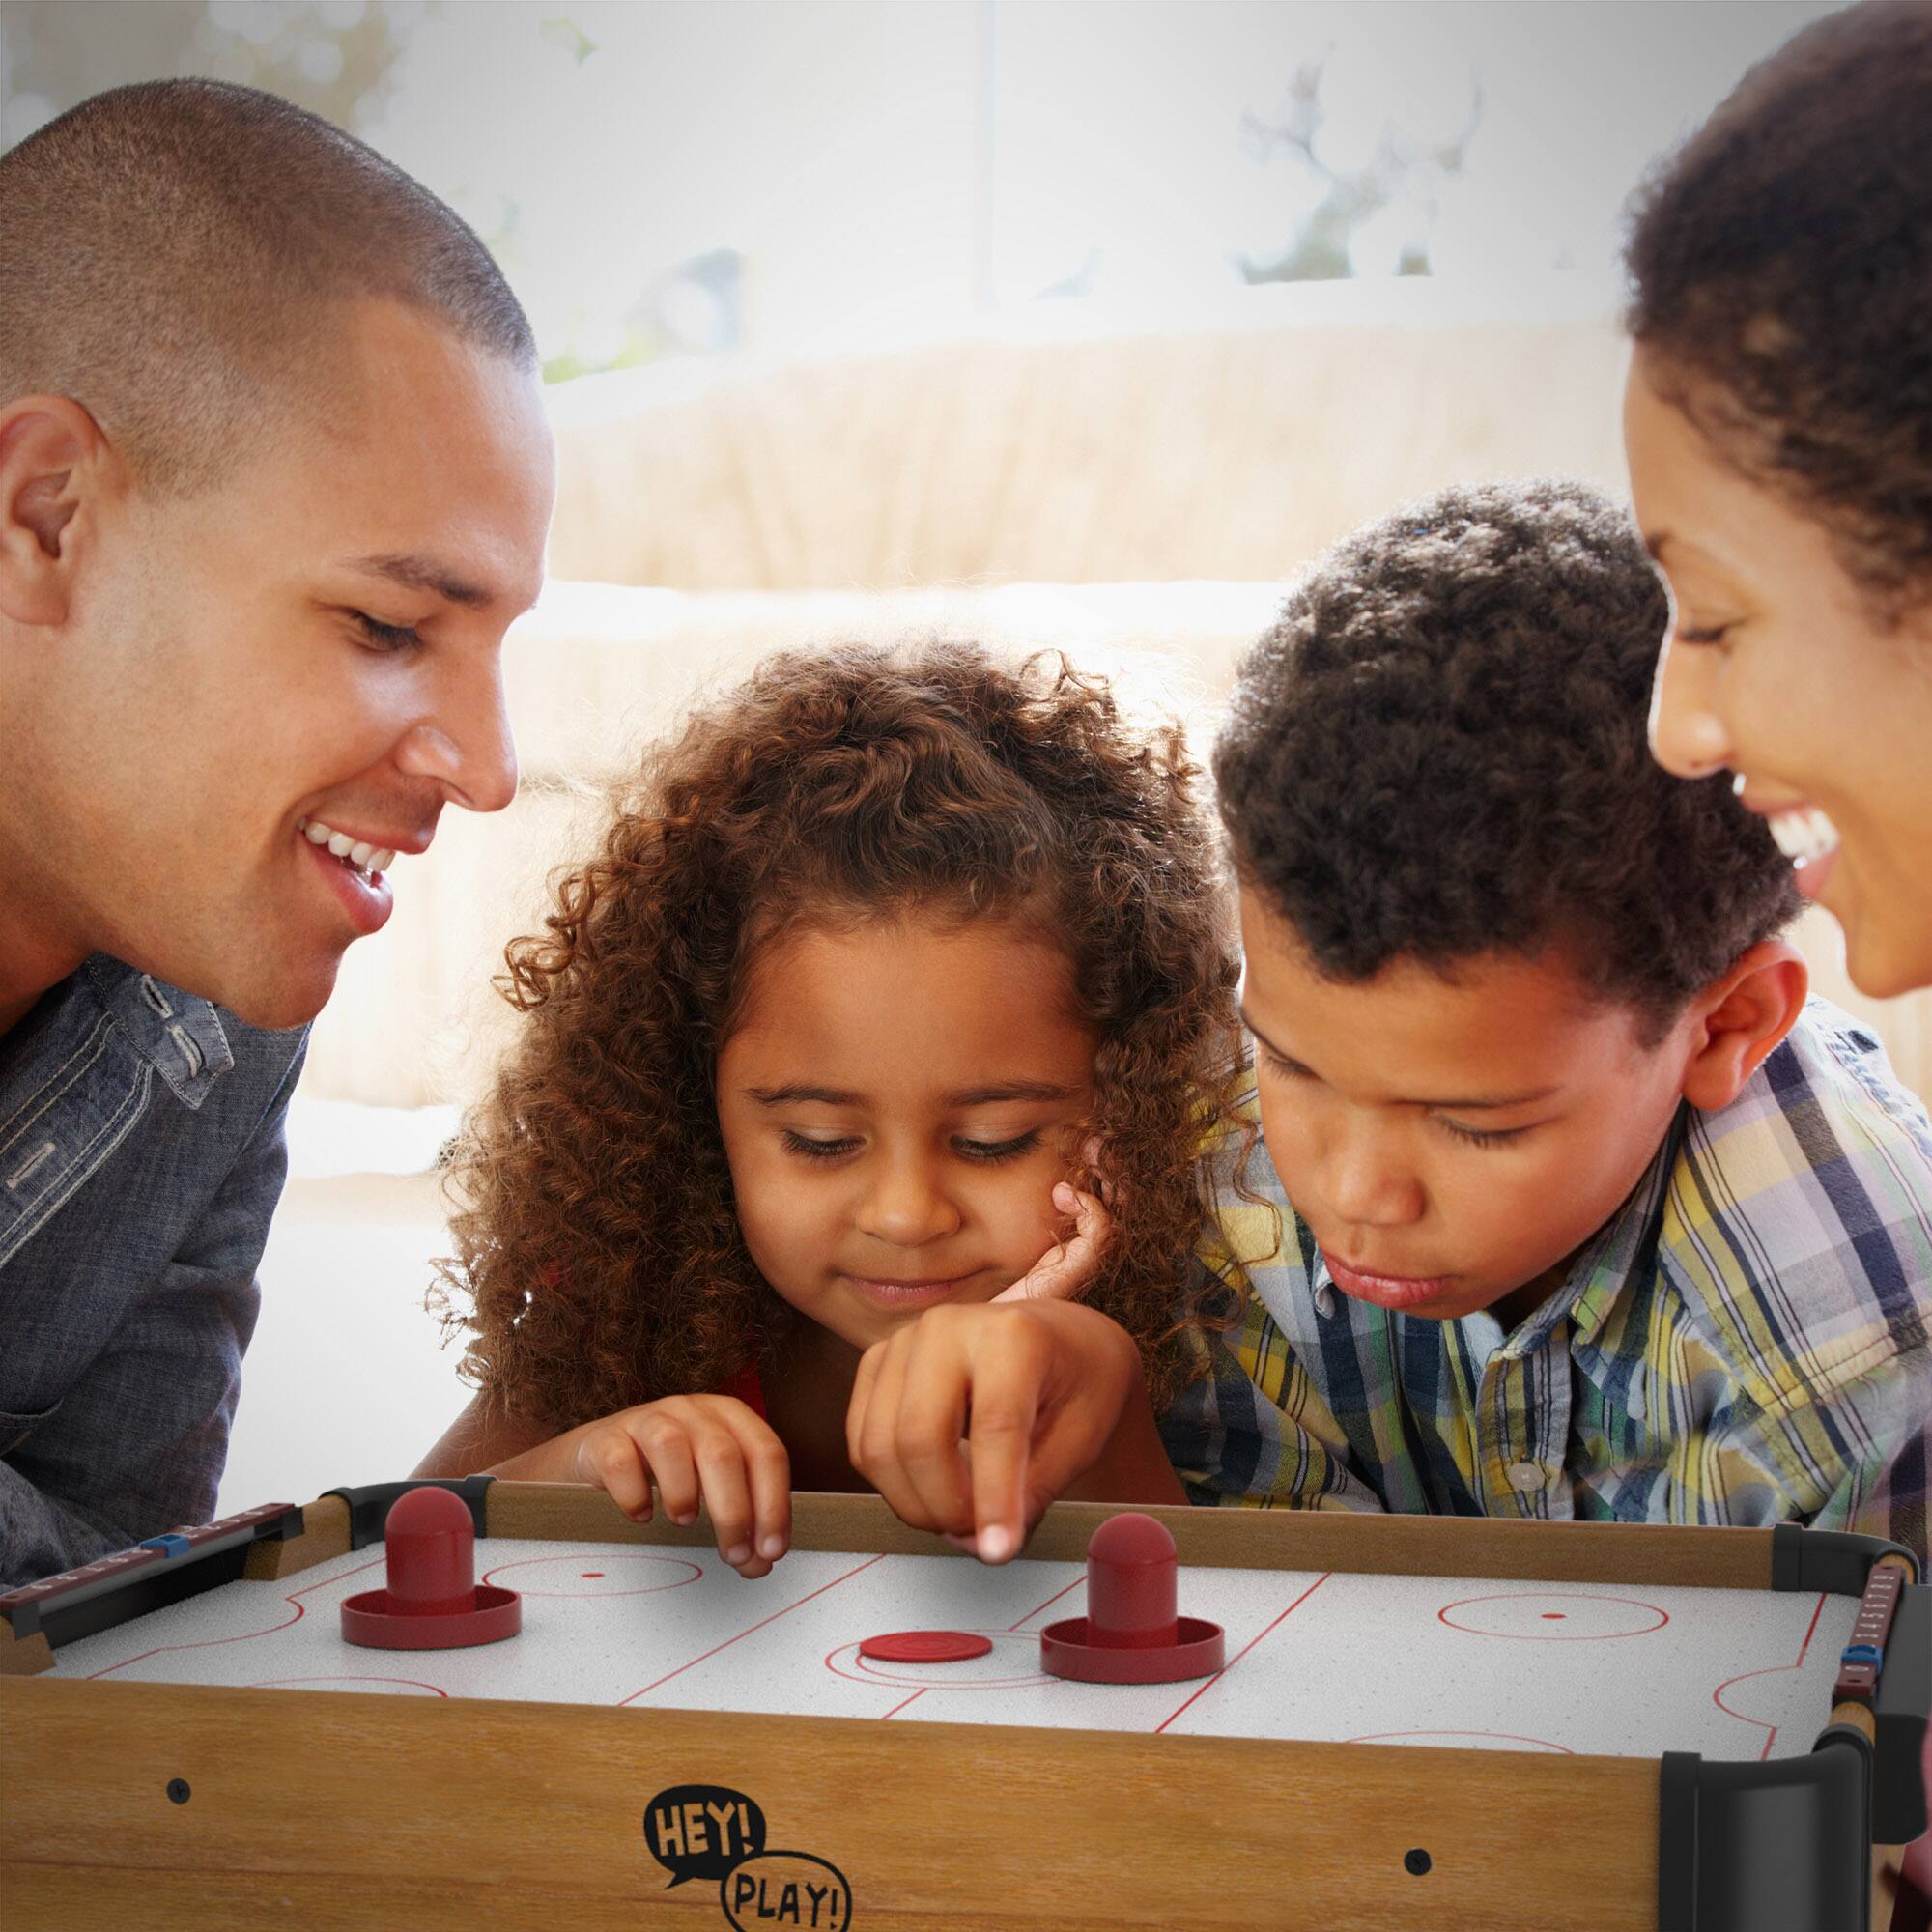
[1624,0,1932,617]
[440,640,1244,1432]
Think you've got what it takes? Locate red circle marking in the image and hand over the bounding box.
[480,1551,701,1598]
[860,1630,995,1664]
[1437,1592,1668,1641]
[1349,1729,1573,1753]
[249,1675,447,1696]
[826,1637,1046,1690]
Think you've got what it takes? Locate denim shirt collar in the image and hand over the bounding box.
[82,956,234,1110]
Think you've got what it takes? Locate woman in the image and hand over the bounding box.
[1624,0,1932,998]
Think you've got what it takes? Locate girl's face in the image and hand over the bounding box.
[1626,346,1932,998]
[716,914,1097,1351]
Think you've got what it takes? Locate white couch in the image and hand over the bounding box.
[298,298,1932,1115]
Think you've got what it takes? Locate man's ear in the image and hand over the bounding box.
[1679,939,1809,1112]
[0,396,114,628]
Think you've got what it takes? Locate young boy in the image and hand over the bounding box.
[1164,479,1932,1562]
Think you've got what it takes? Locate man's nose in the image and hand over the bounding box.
[1648,634,1733,781]
[393,651,520,815]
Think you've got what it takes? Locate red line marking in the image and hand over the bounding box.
[1154,1572,1332,1734]
[880,1688,928,1720]
[1007,1576,1082,1632]
[84,1555,384,1679]
[1711,1591,1831,1762]
[618,1553,886,1705]
[1794,1590,1830,1665]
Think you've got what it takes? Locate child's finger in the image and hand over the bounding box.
[845,1341,884,1473]
[854,1332,971,1536]
[1080,1134,1117,1208]
[992,1186,1111,1304]
[691,1425,759,1570]
[723,1406,793,1565]
[631,1415,701,1526]
[849,1333,919,1520]
[884,1314,976,1537]
[962,1319,1049,1564]
[999,1309,1138,1533]
[575,1429,654,1520]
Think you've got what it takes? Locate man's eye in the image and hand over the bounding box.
[355,612,423,652]
[781,1130,858,1160]
[1262,1048,1312,1081]
[1675,623,1733,646]
[954,1132,1041,1164]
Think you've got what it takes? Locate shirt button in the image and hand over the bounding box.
[1505,1461,1546,1492]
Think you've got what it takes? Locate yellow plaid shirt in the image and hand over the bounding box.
[1162,1002,1932,1562]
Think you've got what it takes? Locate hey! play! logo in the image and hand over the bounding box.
[645,1784,853,1929]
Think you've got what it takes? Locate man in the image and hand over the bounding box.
[0,81,555,1586]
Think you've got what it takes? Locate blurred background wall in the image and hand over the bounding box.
[13,1,1919,1503]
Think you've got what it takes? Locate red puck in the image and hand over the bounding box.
[860,1629,993,1663]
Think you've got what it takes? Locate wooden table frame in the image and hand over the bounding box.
[4,1481,1925,1932]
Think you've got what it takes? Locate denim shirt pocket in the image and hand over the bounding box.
[0,1395,64,1459]
[0,1014,155,1272]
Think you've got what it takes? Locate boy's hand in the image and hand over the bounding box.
[845,1299,1140,1563]
[567,1395,791,1578]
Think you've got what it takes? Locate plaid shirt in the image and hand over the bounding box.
[1162,1001,1932,1563]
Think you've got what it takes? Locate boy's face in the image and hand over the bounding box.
[1237,889,1692,1325]
[716,917,1095,1353]
[1,298,554,1032]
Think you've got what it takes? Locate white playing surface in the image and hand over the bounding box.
[47,1540,1856,1760]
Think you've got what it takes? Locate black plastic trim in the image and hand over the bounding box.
[15,1505,305,1651]
[1770,1523,1918,1596]
[1657,1733,1871,1932]
[1874,1581,1931,1847]
[325,1476,495,1550]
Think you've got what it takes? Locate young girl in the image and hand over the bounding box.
[419,640,1245,1575]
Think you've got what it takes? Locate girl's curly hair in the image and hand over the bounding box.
[439,640,1244,1432]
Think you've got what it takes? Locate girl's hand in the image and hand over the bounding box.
[845,1299,1141,1563]
[993,1139,1115,1305]
[566,1395,792,1578]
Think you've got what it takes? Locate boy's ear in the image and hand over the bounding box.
[1678,939,1809,1113]
[0,396,114,629]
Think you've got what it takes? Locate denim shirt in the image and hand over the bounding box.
[0,956,305,1587]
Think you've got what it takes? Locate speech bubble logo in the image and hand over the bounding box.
[643,1784,767,1888]
[720,1851,854,1932]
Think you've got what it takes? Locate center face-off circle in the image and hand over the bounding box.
[1437,1592,1669,1641]
[860,1630,994,1663]
[480,1552,703,1598]
[829,1634,1046,1690]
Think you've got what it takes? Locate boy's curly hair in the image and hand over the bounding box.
[1213,480,1800,1037]
[1624,0,1932,617]
[440,640,1243,1430]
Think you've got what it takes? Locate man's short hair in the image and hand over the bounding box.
[0,80,536,493]
[1213,479,1800,1037]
